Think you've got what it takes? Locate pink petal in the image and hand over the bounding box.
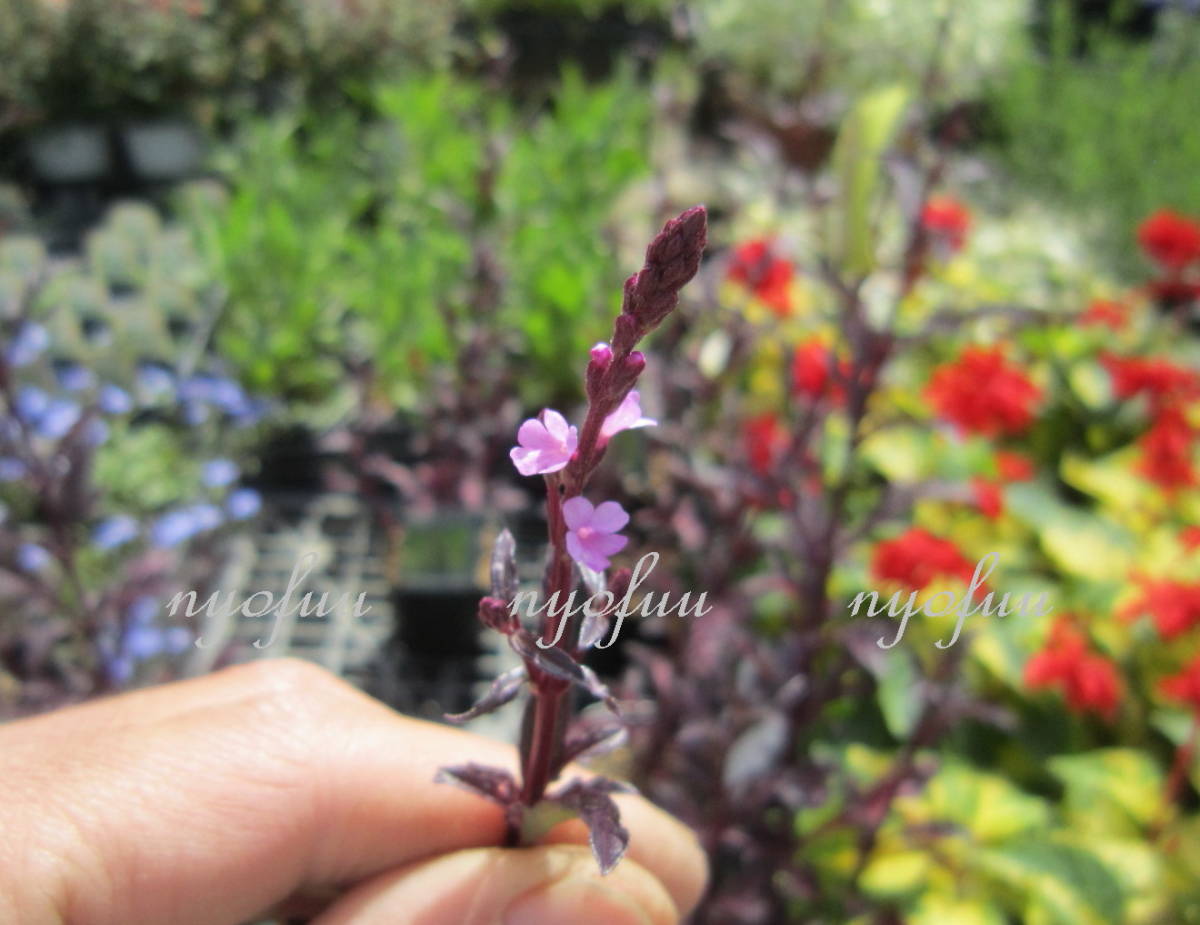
[542,409,571,444]
[517,418,557,451]
[591,533,628,556]
[567,531,612,572]
[590,500,630,534]
[562,496,594,530]
[510,446,542,476]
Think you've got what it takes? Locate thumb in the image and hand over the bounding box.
[313,844,681,925]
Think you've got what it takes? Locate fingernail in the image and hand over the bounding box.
[503,878,654,925]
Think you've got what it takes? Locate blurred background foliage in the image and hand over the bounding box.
[4,0,1200,922]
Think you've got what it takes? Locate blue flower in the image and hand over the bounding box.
[149,503,223,548]
[35,399,81,439]
[98,384,133,415]
[14,385,50,423]
[136,363,175,401]
[226,488,262,520]
[93,515,139,550]
[0,457,26,482]
[102,596,192,685]
[201,458,238,488]
[55,362,95,392]
[17,542,51,572]
[5,323,49,367]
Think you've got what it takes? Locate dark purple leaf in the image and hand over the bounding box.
[560,712,628,769]
[511,629,584,682]
[445,665,527,723]
[552,777,634,874]
[722,710,788,794]
[435,763,519,808]
[491,528,519,602]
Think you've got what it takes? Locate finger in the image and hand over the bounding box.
[313,844,679,925]
[0,658,707,924]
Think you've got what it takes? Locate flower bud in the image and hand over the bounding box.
[610,351,646,396]
[478,596,517,635]
[586,342,614,399]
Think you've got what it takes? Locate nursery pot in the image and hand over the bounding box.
[27,124,111,182]
[122,119,204,181]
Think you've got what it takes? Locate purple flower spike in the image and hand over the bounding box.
[563,497,629,572]
[510,409,578,476]
[600,390,656,440]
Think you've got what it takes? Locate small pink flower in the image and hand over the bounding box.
[510,409,578,476]
[564,497,629,572]
[601,390,657,440]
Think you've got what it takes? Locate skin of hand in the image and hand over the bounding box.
[0,658,706,924]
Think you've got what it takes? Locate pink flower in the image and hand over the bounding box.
[564,497,629,572]
[510,410,578,476]
[601,390,657,440]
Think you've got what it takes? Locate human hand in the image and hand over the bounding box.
[0,658,706,924]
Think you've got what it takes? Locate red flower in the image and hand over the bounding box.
[1025,618,1121,719]
[1180,526,1200,551]
[1078,299,1128,331]
[727,239,795,317]
[871,528,978,591]
[1120,578,1200,639]
[1137,209,1200,270]
[1101,354,1200,408]
[1137,405,1196,491]
[1160,656,1200,715]
[921,196,972,252]
[791,339,848,404]
[925,347,1042,437]
[743,412,787,476]
[972,477,1004,519]
[995,450,1036,482]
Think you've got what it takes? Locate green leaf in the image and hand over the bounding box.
[1048,749,1165,829]
[975,839,1124,925]
[828,85,910,276]
[876,649,922,739]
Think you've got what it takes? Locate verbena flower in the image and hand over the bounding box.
[600,389,656,440]
[1024,618,1121,719]
[726,238,794,316]
[1137,208,1200,270]
[1078,299,1128,330]
[1138,406,1195,490]
[93,515,140,551]
[920,195,972,253]
[1120,578,1200,639]
[510,409,578,476]
[1160,656,1200,715]
[563,497,629,572]
[871,527,977,591]
[791,339,848,404]
[924,346,1041,437]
